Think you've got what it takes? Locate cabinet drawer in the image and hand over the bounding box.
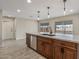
[54,40,77,49]
[61,41,76,49]
[37,36,52,44]
[53,40,61,46]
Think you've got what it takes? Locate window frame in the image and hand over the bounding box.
[55,20,73,34]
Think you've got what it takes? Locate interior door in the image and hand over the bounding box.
[2,18,15,40]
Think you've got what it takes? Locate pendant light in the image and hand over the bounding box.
[47,7,50,18]
[63,0,67,15]
[27,0,32,3]
[37,11,40,20]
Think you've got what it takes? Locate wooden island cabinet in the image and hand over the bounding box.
[26,33,31,47]
[26,33,78,59]
[37,36,54,59]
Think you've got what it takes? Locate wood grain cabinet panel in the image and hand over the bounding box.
[37,36,54,59]
[54,40,76,49]
[60,41,77,49]
[54,40,77,59]
[37,37,77,59]
[54,46,62,59]
[26,34,31,47]
[26,33,77,59]
[43,42,54,59]
[64,48,77,59]
[37,36,52,44]
[37,39,44,55]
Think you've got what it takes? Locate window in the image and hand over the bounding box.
[40,23,49,32]
[55,21,73,34]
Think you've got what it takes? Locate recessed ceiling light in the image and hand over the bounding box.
[17,9,21,13]
[70,10,73,12]
[27,0,32,3]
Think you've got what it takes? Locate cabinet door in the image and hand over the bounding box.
[64,48,77,59]
[26,34,31,47]
[54,46,62,59]
[43,42,54,59]
[37,38,54,59]
[37,39,44,55]
[54,47,77,59]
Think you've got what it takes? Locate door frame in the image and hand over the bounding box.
[2,16,16,40]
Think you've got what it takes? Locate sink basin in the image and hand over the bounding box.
[42,34,55,36]
[48,34,55,36]
[42,34,49,35]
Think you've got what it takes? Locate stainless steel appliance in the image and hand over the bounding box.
[30,35,37,50]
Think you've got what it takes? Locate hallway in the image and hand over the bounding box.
[0,39,46,59]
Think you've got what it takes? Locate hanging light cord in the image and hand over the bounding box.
[63,0,67,11]
[37,11,40,20]
[48,7,50,15]
[47,7,50,18]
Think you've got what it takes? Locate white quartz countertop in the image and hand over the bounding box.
[27,33,79,44]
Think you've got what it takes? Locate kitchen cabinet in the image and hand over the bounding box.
[37,38,44,55]
[26,34,31,47]
[26,34,37,50]
[26,33,77,59]
[54,47,76,59]
[37,36,54,59]
[63,48,76,59]
[54,46,62,59]
[37,36,77,59]
[53,40,77,59]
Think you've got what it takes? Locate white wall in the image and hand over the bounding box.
[1,10,38,40]
[39,14,79,35]
[16,18,38,40]
[1,16,38,40]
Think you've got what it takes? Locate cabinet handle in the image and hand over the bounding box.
[61,48,64,53]
[61,48,65,59]
[61,43,64,45]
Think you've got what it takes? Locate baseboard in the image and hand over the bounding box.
[16,38,26,40]
[2,38,16,41]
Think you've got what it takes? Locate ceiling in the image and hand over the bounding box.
[0,0,79,20]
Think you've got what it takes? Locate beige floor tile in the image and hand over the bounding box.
[0,39,46,59]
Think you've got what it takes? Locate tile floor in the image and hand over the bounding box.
[0,39,46,59]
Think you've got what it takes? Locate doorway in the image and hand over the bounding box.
[2,17,16,40]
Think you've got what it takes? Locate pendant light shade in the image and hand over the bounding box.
[47,7,50,18]
[63,0,67,15]
[37,11,40,20]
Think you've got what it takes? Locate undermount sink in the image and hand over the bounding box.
[42,34,55,36]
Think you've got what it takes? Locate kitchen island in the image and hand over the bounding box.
[26,33,79,59]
